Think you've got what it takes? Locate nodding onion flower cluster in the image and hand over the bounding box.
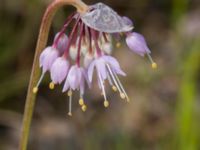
[33,3,157,116]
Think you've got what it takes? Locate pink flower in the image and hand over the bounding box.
[39,46,59,73]
[62,65,90,95]
[34,3,157,114]
[87,55,129,105]
[88,55,126,82]
[50,57,69,84]
[126,32,151,57]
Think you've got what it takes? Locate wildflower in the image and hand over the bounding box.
[88,55,129,106]
[126,32,157,69]
[33,2,157,115]
[50,57,69,86]
[62,65,90,115]
[33,46,59,93]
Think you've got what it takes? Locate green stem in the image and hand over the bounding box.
[176,39,200,150]
[19,0,88,150]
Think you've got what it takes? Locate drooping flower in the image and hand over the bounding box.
[33,46,59,93]
[126,32,150,57]
[126,32,157,68]
[50,57,69,86]
[88,55,129,106]
[33,2,157,116]
[39,46,59,73]
[63,65,90,115]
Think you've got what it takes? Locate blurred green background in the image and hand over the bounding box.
[0,0,200,150]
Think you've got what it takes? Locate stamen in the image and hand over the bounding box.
[106,64,123,94]
[33,87,38,94]
[98,73,109,108]
[79,92,85,106]
[107,73,117,92]
[113,71,130,102]
[106,64,130,102]
[120,93,126,99]
[79,98,84,106]
[116,42,121,48]
[112,86,118,92]
[32,72,45,94]
[49,82,55,90]
[67,89,72,116]
[68,90,72,97]
[81,104,87,112]
[147,53,157,69]
[104,100,109,108]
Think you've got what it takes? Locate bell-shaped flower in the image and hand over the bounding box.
[88,55,126,83]
[39,46,59,73]
[50,57,69,84]
[87,55,129,106]
[62,65,90,95]
[126,32,151,57]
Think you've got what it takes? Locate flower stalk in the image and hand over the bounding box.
[19,0,88,150]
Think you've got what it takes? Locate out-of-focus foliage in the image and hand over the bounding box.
[0,0,200,150]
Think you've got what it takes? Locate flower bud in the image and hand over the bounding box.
[126,32,151,57]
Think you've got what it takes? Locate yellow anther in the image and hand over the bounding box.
[49,82,55,90]
[120,93,126,99]
[151,62,157,69]
[33,87,38,94]
[116,42,121,48]
[68,90,72,97]
[68,112,72,116]
[79,98,84,106]
[81,104,87,112]
[112,86,118,92]
[104,100,109,108]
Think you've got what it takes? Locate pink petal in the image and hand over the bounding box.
[42,47,59,73]
[50,57,69,84]
[87,60,96,82]
[126,32,151,57]
[39,47,52,67]
[67,65,80,90]
[102,55,126,76]
[96,58,107,80]
[62,80,69,92]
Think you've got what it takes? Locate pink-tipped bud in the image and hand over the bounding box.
[54,32,68,54]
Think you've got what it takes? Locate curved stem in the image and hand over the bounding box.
[19,0,88,150]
